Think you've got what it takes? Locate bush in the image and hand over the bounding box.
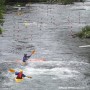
[0,0,5,35]
[0,0,6,12]
[14,2,26,6]
[77,26,90,38]
[0,27,3,34]
[60,0,73,5]
[0,0,5,26]
[0,11,4,26]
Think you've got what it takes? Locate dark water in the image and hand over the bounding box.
[0,1,90,90]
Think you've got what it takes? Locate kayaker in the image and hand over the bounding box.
[15,70,26,79]
[22,54,31,62]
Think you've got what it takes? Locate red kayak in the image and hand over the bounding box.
[28,58,45,62]
[16,58,45,64]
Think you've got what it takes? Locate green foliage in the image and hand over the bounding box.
[0,0,5,21]
[0,0,6,12]
[59,0,74,4]
[0,13,3,19]
[77,26,90,38]
[4,0,85,4]
[74,0,85,2]
[0,27,3,34]
[0,0,5,5]
[14,2,26,6]
[0,12,4,25]
[5,0,30,5]
[0,0,5,34]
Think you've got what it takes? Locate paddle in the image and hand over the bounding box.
[9,68,32,78]
[9,68,15,73]
[30,50,35,56]
[26,50,36,62]
[26,76,32,78]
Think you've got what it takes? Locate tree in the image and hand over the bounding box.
[0,0,5,34]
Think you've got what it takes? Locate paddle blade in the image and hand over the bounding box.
[9,69,15,73]
[31,50,35,55]
[27,76,32,78]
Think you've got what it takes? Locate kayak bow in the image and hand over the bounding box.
[15,78,24,83]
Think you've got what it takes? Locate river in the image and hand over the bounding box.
[0,1,90,90]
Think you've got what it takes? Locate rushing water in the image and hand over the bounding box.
[0,1,90,90]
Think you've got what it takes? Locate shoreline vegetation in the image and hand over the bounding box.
[5,0,85,5]
[0,0,6,34]
[76,26,90,38]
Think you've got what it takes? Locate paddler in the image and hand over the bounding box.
[15,70,26,79]
[22,50,35,64]
[22,54,31,63]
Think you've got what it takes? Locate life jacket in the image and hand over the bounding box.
[16,72,23,79]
